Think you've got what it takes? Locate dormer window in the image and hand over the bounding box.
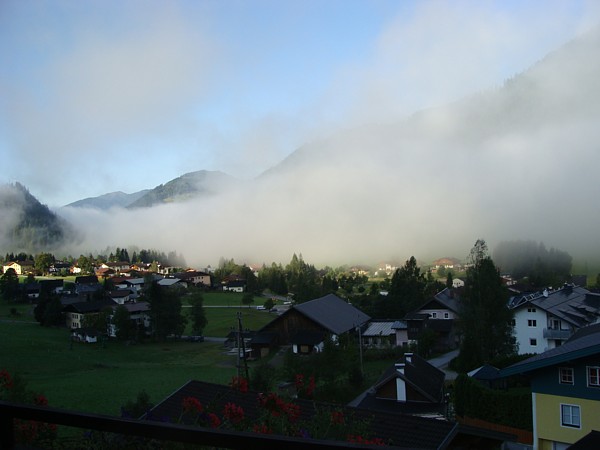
[559,367,574,385]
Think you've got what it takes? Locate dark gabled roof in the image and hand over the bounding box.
[417,288,461,314]
[75,275,99,284]
[174,271,210,280]
[501,323,600,377]
[371,354,445,404]
[510,284,600,328]
[569,430,600,450]
[63,299,115,314]
[292,294,370,335]
[146,379,459,449]
[118,302,150,313]
[290,330,326,346]
[467,365,501,381]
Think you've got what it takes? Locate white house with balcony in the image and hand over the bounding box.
[509,284,600,354]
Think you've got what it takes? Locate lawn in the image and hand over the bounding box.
[198,306,275,337]
[0,300,276,416]
[0,320,241,416]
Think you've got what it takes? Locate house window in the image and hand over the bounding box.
[431,312,437,318]
[528,319,537,327]
[530,338,537,346]
[561,404,581,428]
[588,366,600,387]
[444,312,449,319]
[559,367,574,385]
[528,307,537,313]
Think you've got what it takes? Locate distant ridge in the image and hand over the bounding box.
[65,190,150,210]
[127,170,238,208]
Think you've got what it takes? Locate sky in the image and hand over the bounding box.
[1,0,598,207]
[2,1,600,267]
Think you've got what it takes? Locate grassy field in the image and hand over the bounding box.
[0,319,243,415]
[0,296,396,421]
[198,307,274,337]
[0,298,275,416]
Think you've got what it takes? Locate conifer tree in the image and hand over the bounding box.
[456,240,516,372]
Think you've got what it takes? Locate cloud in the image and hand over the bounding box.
[318,0,600,126]
[3,1,221,202]
[4,2,600,269]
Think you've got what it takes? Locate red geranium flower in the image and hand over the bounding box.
[208,413,221,428]
[223,402,244,424]
[182,396,203,414]
[230,376,249,393]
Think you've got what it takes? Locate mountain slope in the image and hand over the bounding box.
[0,182,74,252]
[65,190,150,210]
[127,170,239,208]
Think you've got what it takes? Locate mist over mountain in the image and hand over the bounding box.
[0,183,75,253]
[6,29,600,268]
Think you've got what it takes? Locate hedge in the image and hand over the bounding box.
[453,374,532,430]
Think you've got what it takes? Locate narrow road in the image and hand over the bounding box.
[428,349,459,380]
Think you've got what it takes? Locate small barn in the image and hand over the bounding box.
[260,294,370,353]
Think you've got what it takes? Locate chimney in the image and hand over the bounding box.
[405,353,413,364]
[543,289,549,298]
[395,363,405,375]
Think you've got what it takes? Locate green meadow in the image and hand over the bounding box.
[0,296,275,416]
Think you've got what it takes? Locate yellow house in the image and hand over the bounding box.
[2,260,34,275]
[502,324,600,450]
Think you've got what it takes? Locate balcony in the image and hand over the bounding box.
[0,401,392,449]
[543,328,572,340]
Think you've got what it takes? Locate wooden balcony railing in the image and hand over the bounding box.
[0,401,387,449]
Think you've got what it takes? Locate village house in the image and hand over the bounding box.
[113,277,146,299]
[509,284,600,354]
[222,279,246,292]
[107,289,133,305]
[63,299,115,330]
[100,261,131,274]
[350,352,447,416]
[259,293,370,354]
[174,270,211,287]
[361,320,408,348]
[71,327,98,344]
[48,261,70,274]
[107,301,151,338]
[405,287,461,352]
[501,323,600,449]
[2,260,34,275]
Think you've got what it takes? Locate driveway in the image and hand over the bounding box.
[428,349,459,380]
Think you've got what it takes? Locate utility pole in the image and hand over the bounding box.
[236,312,250,382]
[355,318,364,377]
